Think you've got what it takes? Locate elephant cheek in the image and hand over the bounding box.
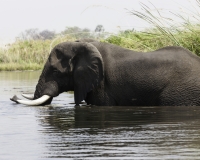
[42,81,59,97]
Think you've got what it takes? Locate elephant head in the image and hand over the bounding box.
[17,41,104,106]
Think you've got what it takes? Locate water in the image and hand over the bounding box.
[1,71,200,159]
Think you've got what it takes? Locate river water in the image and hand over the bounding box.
[1,71,200,159]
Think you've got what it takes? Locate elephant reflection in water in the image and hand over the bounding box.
[37,106,200,158]
[11,39,200,106]
[38,106,199,130]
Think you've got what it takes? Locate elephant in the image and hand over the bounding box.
[10,38,200,106]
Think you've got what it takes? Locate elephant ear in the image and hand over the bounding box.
[70,42,104,105]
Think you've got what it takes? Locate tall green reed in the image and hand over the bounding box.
[106,1,200,55]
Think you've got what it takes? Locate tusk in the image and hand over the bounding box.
[17,95,51,106]
[22,94,34,100]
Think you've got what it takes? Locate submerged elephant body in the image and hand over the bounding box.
[13,39,200,106]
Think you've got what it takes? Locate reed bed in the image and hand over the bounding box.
[1,2,200,71]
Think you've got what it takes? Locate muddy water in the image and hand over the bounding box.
[1,71,200,159]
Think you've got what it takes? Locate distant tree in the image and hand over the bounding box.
[61,26,94,39]
[39,30,56,40]
[19,28,40,40]
[94,25,105,39]
[95,25,105,33]
[19,28,56,40]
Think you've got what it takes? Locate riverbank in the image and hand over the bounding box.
[1,18,200,71]
[0,36,75,71]
[1,26,200,71]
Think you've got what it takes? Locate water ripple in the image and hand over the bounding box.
[1,71,200,159]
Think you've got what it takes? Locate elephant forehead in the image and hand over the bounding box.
[49,54,65,72]
[52,60,67,72]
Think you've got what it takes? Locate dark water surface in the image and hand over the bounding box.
[1,71,200,159]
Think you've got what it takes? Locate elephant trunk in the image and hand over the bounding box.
[34,62,57,105]
[15,62,59,106]
[33,77,54,105]
[19,62,54,106]
[17,77,54,106]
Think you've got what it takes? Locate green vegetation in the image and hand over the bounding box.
[0,25,105,71]
[0,36,76,71]
[1,2,200,71]
[105,3,200,55]
[105,25,200,55]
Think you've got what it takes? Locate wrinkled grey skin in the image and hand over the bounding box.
[33,38,200,106]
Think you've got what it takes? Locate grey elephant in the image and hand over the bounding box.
[11,39,200,106]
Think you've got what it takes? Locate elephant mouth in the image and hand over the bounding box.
[10,94,52,106]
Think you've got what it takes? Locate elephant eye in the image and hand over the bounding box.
[53,69,60,76]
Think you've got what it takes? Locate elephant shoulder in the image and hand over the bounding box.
[155,46,188,52]
[75,39,99,43]
[154,46,194,56]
